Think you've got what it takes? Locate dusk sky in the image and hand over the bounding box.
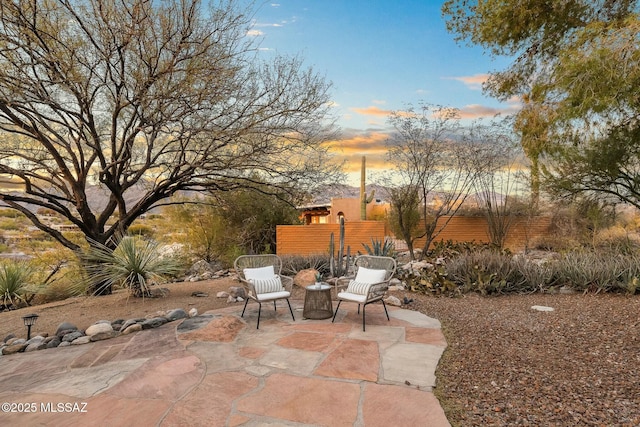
[249,1,519,184]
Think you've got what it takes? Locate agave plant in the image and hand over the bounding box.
[83,235,183,297]
[0,261,34,309]
[362,237,395,257]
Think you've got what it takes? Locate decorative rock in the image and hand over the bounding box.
[57,341,71,347]
[85,323,114,337]
[188,308,198,317]
[384,295,402,307]
[559,286,575,295]
[531,305,554,312]
[2,343,27,355]
[121,318,144,331]
[191,291,209,297]
[90,331,116,341]
[62,331,84,342]
[166,309,188,321]
[217,291,230,298]
[71,336,92,345]
[46,336,61,348]
[95,319,112,325]
[227,295,238,303]
[3,333,15,343]
[25,340,47,352]
[141,317,168,329]
[121,323,142,334]
[56,322,78,337]
[6,337,25,346]
[229,286,246,299]
[293,269,318,288]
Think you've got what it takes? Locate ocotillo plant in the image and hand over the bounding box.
[360,156,375,220]
[329,216,351,277]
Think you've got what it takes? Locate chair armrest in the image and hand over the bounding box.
[237,277,258,298]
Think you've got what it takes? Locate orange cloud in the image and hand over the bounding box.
[350,106,393,117]
[446,74,489,90]
[325,130,393,173]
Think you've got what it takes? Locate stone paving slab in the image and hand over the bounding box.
[0,301,450,426]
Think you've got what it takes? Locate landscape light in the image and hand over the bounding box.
[22,313,39,340]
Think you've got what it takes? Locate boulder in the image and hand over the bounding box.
[85,323,114,337]
[166,308,188,321]
[294,269,318,288]
[384,295,402,307]
[55,321,78,337]
[62,331,84,342]
[228,286,246,299]
[121,323,142,335]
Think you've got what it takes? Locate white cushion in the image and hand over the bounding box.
[355,267,386,284]
[256,290,291,302]
[252,276,284,294]
[337,291,368,304]
[244,265,275,280]
[346,280,371,295]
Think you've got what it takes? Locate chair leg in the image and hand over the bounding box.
[362,303,366,331]
[241,297,249,317]
[256,302,262,329]
[332,300,342,323]
[382,299,390,321]
[357,304,360,314]
[285,299,295,321]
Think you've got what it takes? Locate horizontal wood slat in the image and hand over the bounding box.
[277,217,552,255]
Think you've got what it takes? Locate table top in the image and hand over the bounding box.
[305,283,331,291]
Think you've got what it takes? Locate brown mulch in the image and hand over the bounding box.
[1,279,639,426]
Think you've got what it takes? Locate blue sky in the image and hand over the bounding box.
[247,1,518,183]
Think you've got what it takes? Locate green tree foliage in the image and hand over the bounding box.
[442,0,640,206]
[386,184,422,260]
[166,190,301,265]
[0,0,338,255]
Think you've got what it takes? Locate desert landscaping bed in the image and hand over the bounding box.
[1,278,639,426]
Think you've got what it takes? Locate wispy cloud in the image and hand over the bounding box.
[326,130,392,172]
[457,102,521,119]
[247,29,264,37]
[271,3,280,7]
[445,74,489,90]
[350,106,393,117]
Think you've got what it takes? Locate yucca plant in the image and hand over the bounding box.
[0,261,34,309]
[83,235,183,297]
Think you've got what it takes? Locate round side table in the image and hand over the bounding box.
[303,283,333,319]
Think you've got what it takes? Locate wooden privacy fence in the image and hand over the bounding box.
[276,221,387,256]
[276,216,553,256]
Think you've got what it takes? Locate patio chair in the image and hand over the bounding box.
[234,254,295,329]
[332,255,396,331]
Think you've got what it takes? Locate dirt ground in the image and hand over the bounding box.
[0,277,276,340]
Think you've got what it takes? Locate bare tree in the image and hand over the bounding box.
[467,119,529,249]
[386,103,479,257]
[0,0,338,257]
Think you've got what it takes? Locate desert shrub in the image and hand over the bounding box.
[399,262,459,296]
[128,224,154,237]
[281,254,331,276]
[0,219,19,230]
[445,250,530,294]
[0,208,23,218]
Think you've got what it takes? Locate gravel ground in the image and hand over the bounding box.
[407,292,640,427]
[2,280,639,426]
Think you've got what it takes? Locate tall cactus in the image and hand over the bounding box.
[329,216,350,277]
[360,156,375,220]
